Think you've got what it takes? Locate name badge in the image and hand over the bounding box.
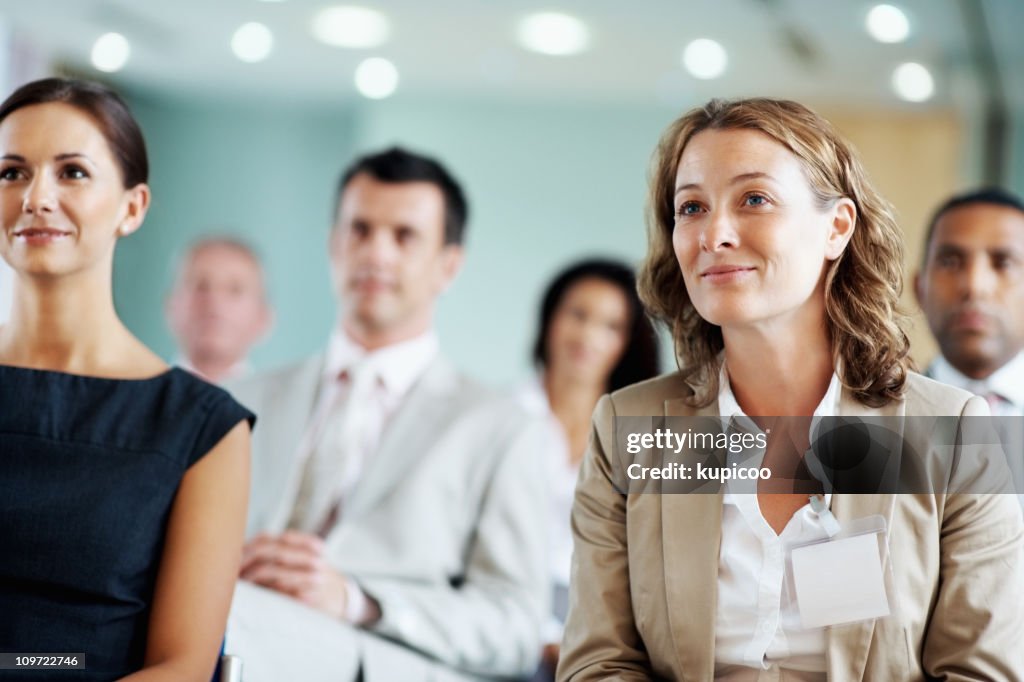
[787,511,892,629]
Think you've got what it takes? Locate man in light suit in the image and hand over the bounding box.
[226,147,548,682]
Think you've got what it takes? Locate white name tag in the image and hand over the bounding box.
[790,532,890,629]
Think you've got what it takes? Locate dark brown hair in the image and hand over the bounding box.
[336,146,468,245]
[533,258,661,391]
[0,77,148,188]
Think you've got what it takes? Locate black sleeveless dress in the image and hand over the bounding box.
[0,365,255,681]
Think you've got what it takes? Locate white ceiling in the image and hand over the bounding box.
[2,0,1022,110]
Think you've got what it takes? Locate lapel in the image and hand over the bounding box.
[661,394,722,681]
[343,356,462,519]
[825,388,903,680]
[266,355,327,533]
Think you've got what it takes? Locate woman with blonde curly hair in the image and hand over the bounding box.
[557,98,1024,681]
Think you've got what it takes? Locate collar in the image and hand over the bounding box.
[324,327,439,397]
[717,361,839,504]
[517,373,552,416]
[716,361,842,418]
[175,355,251,383]
[928,352,1024,410]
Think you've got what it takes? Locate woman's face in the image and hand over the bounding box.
[0,102,147,278]
[546,277,631,387]
[671,128,854,334]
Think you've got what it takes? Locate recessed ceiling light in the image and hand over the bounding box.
[354,57,399,99]
[312,6,390,48]
[892,62,934,102]
[866,4,910,44]
[682,39,727,80]
[91,33,130,73]
[231,22,274,63]
[515,12,590,56]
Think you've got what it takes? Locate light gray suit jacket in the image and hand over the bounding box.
[230,353,549,679]
[558,371,1024,681]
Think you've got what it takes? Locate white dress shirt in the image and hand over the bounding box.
[928,352,1024,416]
[292,328,439,623]
[317,327,440,480]
[714,364,842,681]
[515,377,578,642]
[928,352,1024,510]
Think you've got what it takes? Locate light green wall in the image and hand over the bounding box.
[115,90,356,370]
[1011,114,1024,193]
[116,90,681,386]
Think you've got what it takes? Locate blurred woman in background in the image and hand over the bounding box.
[521,258,659,680]
[0,78,252,681]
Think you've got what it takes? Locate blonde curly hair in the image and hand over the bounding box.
[638,98,911,408]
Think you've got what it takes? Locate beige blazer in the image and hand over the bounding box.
[229,353,550,680]
[558,372,1024,681]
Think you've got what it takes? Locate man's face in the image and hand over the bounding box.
[167,244,270,364]
[916,203,1024,379]
[330,173,462,343]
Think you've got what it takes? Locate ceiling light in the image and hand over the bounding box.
[682,39,727,80]
[866,4,910,44]
[892,62,934,102]
[91,33,130,73]
[231,22,274,62]
[516,12,590,56]
[312,6,390,48]
[354,57,398,99]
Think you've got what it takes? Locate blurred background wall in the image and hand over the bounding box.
[1,1,1022,385]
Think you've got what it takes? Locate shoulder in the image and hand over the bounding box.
[511,376,550,417]
[603,372,694,417]
[164,370,255,463]
[900,371,978,417]
[135,367,249,420]
[420,358,541,439]
[225,355,322,404]
[227,354,321,392]
[414,354,490,405]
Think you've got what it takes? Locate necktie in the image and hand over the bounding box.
[983,390,1010,417]
[288,361,377,535]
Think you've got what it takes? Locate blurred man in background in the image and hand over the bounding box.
[226,147,547,682]
[915,188,1024,414]
[915,187,1024,505]
[166,237,272,383]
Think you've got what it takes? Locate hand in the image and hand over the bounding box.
[541,642,560,672]
[240,530,348,618]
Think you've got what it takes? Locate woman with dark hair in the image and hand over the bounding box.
[0,78,252,680]
[520,258,659,679]
[557,99,1024,680]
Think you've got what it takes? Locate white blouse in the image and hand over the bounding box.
[515,377,578,642]
[713,365,841,681]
